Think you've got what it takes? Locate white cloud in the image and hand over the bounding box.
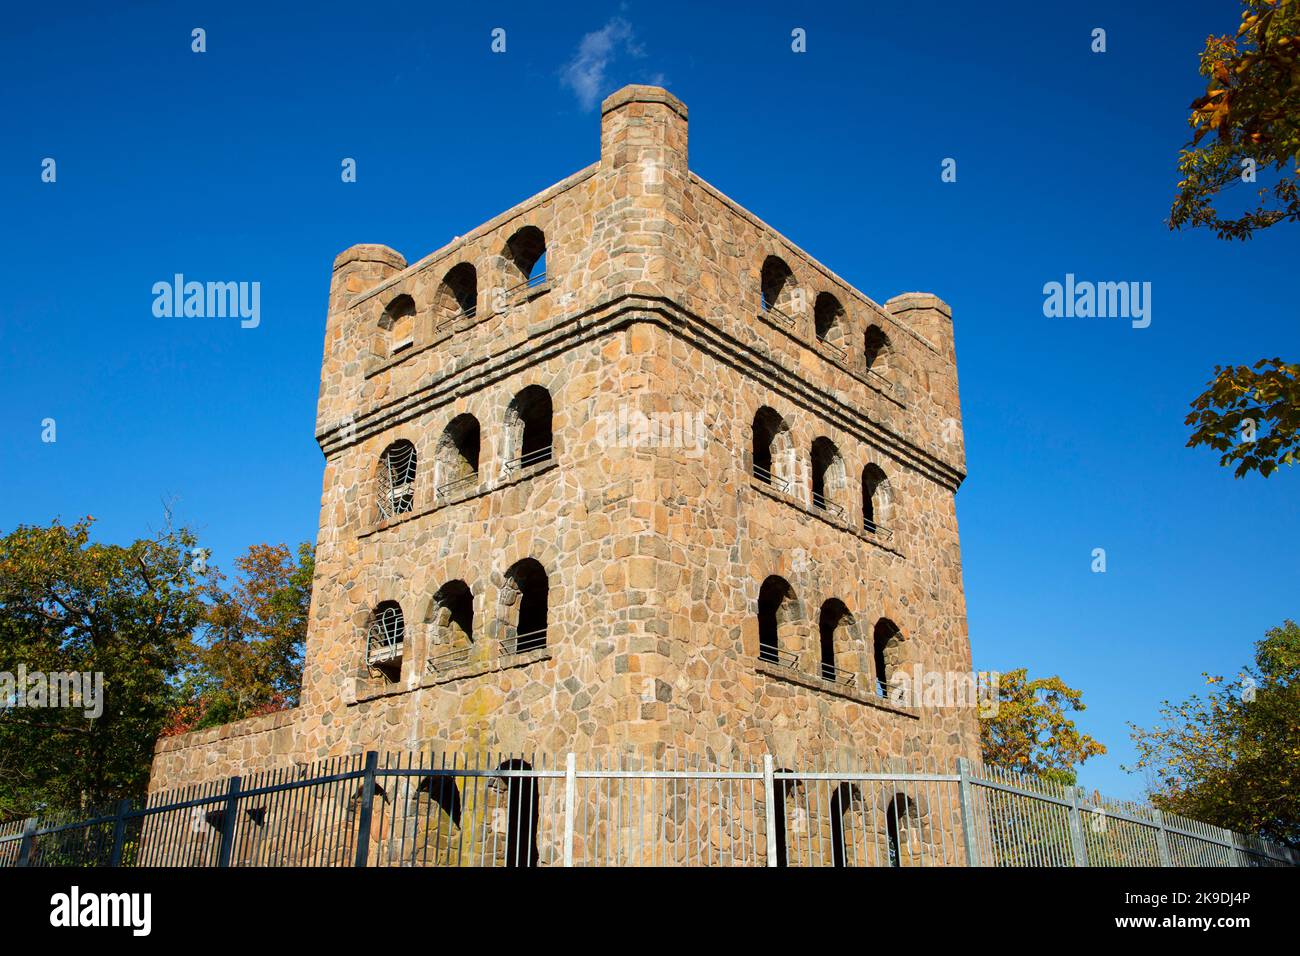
[560,17,648,111]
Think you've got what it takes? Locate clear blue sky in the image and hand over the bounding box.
[2,1,1296,799]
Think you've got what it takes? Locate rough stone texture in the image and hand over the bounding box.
[149,86,978,799]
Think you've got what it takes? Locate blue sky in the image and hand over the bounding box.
[1,1,1296,798]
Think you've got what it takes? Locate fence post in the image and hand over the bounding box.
[563,753,577,867]
[109,798,132,867]
[1223,828,1245,867]
[956,758,981,867]
[353,751,379,868]
[1066,787,1089,867]
[1152,809,1172,867]
[15,818,38,868]
[762,755,777,868]
[215,776,242,868]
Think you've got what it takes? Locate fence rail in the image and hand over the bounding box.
[1,752,1294,868]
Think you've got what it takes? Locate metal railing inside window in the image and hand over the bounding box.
[761,301,797,326]
[758,645,799,668]
[752,462,790,493]
[500,629,547,656]
[503,272,550,305]
[818,337,847,361]
[863,516,894,541]
[866,366,896,395]
[811,490,846,519]
[426,646,472,673]
[366,607,405,667]
[378,444,417,520]
[819,661,857,686]
[436,472,478,500]
[504,446,552,472]
[436,305,477,330]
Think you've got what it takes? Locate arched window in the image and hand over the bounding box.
[829,783,864,867]
[814,292,848,359]
[379,293,417,355]
[435,262,477,329]
[377,440,418,520]
[862,463,891,537]
[495,759,539,867]
[885,793,919,868]
[810,437,846,518]
[863,325,891,375]
[436,414,480,500]
[757,575,798,665]
[504,225,547,295]
[751,407,792,491]
[505,385,553,471]
[427,580,474,672]
[411,776,462,866]
[872,618,903,698]
[818,599,854,684]
[759,255,798,324]
[366,601,405,682]
[503,558,548,653]
[771,773,802,867]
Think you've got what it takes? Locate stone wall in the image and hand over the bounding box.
[149,85,979,801]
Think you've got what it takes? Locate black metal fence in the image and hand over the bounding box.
[1,752,1295,868]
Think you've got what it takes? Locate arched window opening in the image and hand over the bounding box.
[759,255,798,325]
[434,263,477,330]
[505,385,553,471]
[377,440,417,520]
[814,292,848,360]
[862,463,892,539]
[885,793,918,868]
[366,601,405,681]
[379,294,417,355]
[863,325,891,377]
[751,407,792,492]
[426,580,474,672]
[503,558,548,654]
[504,226,548,296]
[495,759,540,867]
[872,619,903,699]
[829,783,864,868]
[818,599,855,685]
[810,437,846,518]
[757,575,798,666]
[436,414,480,500]
[771,774,802,868]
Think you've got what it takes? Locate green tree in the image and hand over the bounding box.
[166,542,314,735]
[1169,0,1300,240]
[979,668,1107,786]
[1172,1,1300,477]
[1128,620,1300,847]
[1186,358,1299,477]
[0,517,207,819]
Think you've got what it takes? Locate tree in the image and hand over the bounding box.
[166,542,314,736]
[1169,0,1300,240]
[1128,620,1300,847]
[1171,2,1300,477]
[0,517,207,819]
[979,668,1107,786]
[1186,358,1299,477]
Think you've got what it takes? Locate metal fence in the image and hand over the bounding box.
[1,753,1295,868]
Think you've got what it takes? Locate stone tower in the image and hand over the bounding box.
[150,85,978,791]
